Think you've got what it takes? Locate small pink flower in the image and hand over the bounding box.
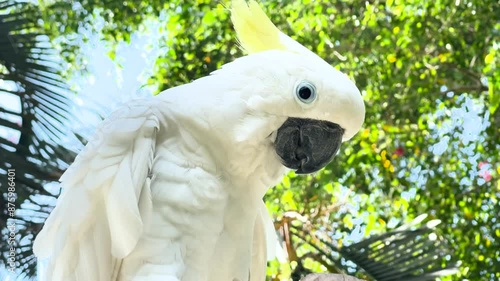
[394,147,404,157]
[481,171,492,182]
[478,161,488,169]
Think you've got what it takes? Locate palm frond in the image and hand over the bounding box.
[290,217,459,281]
[338,225,459,281]
[0,0,79,278]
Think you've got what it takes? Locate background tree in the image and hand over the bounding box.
[1,0,498,280]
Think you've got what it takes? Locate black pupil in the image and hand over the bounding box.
[299,86,312,100]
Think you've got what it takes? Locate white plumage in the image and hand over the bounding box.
[34,1,365,281]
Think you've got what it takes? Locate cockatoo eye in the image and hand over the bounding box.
[296,81,317,104]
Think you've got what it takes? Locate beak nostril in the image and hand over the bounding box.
[295,147,307,160]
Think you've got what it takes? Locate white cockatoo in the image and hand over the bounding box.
[33,1,365,280]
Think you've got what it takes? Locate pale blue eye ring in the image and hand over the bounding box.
[296,81,317,104]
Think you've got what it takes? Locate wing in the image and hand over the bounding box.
[33,100,161,281]
[250,201,280,281]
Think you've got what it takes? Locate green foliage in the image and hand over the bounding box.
[5,0,499,280]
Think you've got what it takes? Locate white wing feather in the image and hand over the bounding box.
[33,100,160,281]
[250,202,280,281]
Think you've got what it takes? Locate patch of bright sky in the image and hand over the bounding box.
[399,93,491,191]
[64,14,164,145]
[0,12,165,150]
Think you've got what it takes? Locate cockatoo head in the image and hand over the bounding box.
[221,0,365,175]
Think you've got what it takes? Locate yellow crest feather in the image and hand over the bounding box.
[230,0,286,54]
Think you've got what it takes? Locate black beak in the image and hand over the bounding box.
[274,118,344,174]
